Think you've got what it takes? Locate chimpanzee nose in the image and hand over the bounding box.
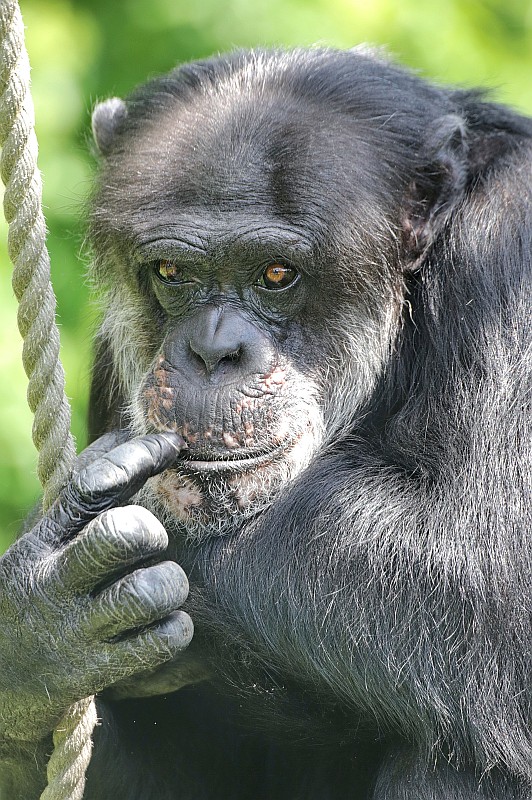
[189,333,241,374]
[186,306,261,378]
[162,305,276,385]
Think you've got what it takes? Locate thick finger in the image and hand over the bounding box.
[92,610,194,689]
[55,506,169,593]
[86,561,189,640]
[49,432,184,539]
[72,430,131,473]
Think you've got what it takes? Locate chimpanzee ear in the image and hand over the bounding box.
[402,114,468,267]
[92,97,128,157]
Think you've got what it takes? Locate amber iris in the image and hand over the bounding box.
[262,263,298,290]
[157,259,180,282]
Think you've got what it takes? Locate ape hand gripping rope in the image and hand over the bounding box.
[0,3,96,798]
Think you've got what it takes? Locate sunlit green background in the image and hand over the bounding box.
[1,0,531,548]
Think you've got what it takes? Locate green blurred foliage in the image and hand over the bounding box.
[1,0,531,548]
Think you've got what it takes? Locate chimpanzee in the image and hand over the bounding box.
[0,47,530,800]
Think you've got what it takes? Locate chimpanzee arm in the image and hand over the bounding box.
[196,435,529,776]
[191,170,532,781]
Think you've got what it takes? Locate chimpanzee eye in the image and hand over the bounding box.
[260,263,299,290]
[155,259,184,284]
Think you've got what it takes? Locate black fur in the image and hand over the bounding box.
[86,48,531,799]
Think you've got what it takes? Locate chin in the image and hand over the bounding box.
[135,427,322,543]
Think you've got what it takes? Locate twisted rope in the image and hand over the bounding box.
[0,0,75,507]
[0,2,96,797]
[40,699,98,800]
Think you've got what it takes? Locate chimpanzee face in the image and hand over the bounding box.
[90,57,407,537]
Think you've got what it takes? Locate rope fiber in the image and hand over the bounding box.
[0,1,97,797]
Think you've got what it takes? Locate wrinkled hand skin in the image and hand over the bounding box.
[0,432,193,746]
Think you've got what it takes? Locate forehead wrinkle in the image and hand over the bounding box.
[129,214,317,263]
[104,79,385,259]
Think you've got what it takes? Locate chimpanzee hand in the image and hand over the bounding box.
[0,432,192,745]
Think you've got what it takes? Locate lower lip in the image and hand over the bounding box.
[178,451,283,473]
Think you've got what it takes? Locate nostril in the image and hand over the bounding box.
[187,307,250,376]
[188,341,243,374]
[188,344,207,368]
[211,349,242,372]
[222,350,241,364]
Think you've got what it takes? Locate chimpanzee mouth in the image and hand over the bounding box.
[177,446,288,473]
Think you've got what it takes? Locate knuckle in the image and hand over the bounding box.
[164,561,189,604]
[75,458,128,498]
[124,505,168,542]
[91,561,186,627]
[107,569,153,608]
[167,610,194,649]
[147,611,194,656]
[83,559,187,639]
[88,506,168,553]
[56,507,169,594]
[125,561,188,610]
[34,551,61,590]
